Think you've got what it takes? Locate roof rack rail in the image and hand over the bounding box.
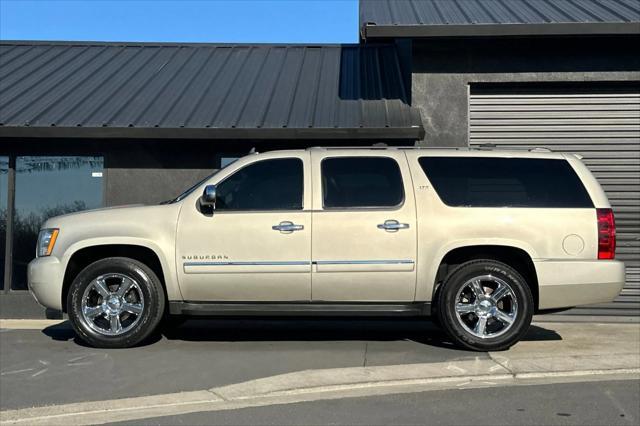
[307,145,553,152]
[307,146,464,151]
[471,144,553,153]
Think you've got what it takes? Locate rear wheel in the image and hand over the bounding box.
[68,257,165,348]
[436,259,533,351]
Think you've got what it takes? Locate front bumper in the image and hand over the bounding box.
[535,260,626,310]
[27,256,65,311]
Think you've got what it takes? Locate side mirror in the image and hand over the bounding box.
[201,184,217,208]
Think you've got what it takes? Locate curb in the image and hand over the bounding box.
[2,359,639,425]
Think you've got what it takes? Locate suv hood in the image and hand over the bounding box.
[41,203,177,229]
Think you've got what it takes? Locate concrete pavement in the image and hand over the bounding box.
[0,318,480,410]
[1,319,639,425]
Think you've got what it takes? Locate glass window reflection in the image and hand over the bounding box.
[0,156,8,290]
[12,156,104,290]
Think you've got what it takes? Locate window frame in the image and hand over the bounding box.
[213,157,305,213]
[0,155,10,292]
[320,156,406,211]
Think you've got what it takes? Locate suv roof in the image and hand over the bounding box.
[241,146,574,161]
[301,146,573,160]
[307,145,551,152]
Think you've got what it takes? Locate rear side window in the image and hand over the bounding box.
[418,157,593,208]
[322,157,404,208]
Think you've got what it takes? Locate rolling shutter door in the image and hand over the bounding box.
[469,87,639,318]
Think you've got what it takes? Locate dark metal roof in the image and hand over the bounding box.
[360,0,640,38]
[0,41,423,140]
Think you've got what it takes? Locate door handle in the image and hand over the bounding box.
[377,220,410,232]
[272,221,304,233]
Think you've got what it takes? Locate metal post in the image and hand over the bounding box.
[3,155,15,293]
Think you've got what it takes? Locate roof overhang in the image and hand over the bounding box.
[362,22,640,39]
[0,41,424,141]
[0,125,425,141]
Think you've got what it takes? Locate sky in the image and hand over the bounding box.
[0,0,359,43]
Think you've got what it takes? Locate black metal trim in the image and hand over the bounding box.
[169,301,431,317]
[0,126,425,141]
[2,156,15,293]
[363,22,640,39]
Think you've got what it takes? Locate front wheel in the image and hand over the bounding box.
[436,259,533,351]
[68,257,165,348]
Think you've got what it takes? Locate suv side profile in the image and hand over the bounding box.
[28,147,625,351]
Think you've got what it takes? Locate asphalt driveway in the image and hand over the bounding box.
[0,318,562,410]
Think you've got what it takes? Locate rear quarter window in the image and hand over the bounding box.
[418,157,593,208]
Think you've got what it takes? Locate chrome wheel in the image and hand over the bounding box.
[454,275,518,339]
[81,273,145,336]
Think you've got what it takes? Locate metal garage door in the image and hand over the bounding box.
[469,86,639,318]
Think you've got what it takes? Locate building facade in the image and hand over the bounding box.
[1,0,639,317]
[360,0,640,317]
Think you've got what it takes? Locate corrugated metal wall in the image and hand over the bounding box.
[469,87,639,318]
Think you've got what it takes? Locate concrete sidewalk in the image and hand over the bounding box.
[1,321,639,425]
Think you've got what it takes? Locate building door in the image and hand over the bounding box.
[469,85,640,312]
[175,154,312,302]
[310,151,417,301]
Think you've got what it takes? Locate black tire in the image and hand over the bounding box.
[436,259,533,351]
[67,257,165,348]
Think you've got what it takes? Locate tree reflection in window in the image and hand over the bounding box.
[0,156,8,289]
[12,156,104,290]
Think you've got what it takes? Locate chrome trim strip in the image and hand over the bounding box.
[184,260,415,267]
[313,260,414,265]
[184,261,311,267]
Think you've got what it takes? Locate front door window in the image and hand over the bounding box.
[216,158,303,211]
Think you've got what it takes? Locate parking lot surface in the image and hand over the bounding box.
[1,318,488,410]
[2,318,639,425]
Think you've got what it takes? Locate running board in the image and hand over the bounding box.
[169,302,431,317]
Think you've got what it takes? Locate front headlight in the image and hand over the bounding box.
[37,228,59,257]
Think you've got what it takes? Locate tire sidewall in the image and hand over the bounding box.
[68,257,165,348]
[438,260,533,351]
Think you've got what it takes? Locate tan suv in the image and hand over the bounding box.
[28,147,625,351]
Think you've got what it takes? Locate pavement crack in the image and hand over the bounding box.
[363,343,369,367]
[603,387,634,423]
[487,352,514,375]
[207,389,229,402]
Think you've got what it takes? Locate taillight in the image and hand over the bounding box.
[597,208,616,260]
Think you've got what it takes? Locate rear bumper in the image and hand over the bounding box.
[27,256,65,311]
[535,260,625,310]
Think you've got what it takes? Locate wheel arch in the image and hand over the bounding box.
[61,243,171,313]
[430,244,539,311]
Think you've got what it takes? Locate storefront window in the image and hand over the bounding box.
[0,156,8,290]
[220,156,242,168]
[11,156,104,290]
